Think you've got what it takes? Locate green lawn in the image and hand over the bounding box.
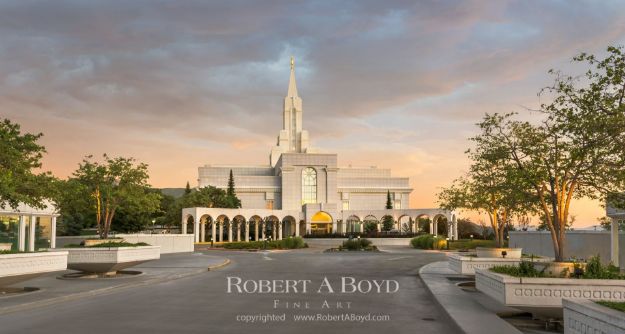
[596,301,625,312]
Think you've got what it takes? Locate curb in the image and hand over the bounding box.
[0,258,231,316]
[207,258,231,271]
[418,261,522,334]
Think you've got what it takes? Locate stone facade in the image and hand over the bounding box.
[563,298,625,334]
[190,58,455,240]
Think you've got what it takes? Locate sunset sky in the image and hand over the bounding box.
[2,1,625,227]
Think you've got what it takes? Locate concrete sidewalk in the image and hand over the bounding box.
[419,261,523,334]
[0,252,229,315]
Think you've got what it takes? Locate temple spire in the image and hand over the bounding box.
[287,56,298,97]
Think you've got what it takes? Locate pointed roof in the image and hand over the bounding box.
[287,56,298,97]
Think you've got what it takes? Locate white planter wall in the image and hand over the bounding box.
[448,253,550,275]
[0,251,68,286]
[65,246,160,273]
[563,299,625,334]
[476,268,625,317]
[57,234,194,254]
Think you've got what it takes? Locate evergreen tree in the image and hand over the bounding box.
[382,191,394,231]
[185,181,191,195]
[226,169,241,208]
[385,190,393,209]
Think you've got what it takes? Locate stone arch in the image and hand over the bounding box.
[432,214,448,236]
[199,214,214,242]
[310,211,333,235]
[415,214,431,234]
[183,214,194,235]
[249,215,263,241]
[363,215,379,233]
[232,215,246,242]
[282,215,297,237]
[380,214,395,232]
[265,215,280,240]
[397,214,411,234]
[216,214,230,242]
[346,215,361,234]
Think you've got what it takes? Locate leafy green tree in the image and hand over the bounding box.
[468,46,625,261]
[71,154,161,239]
[55,179,95,236]
[0,119,56,209]
[598,216,625,231]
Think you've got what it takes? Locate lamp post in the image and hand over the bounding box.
[446,237,450,250]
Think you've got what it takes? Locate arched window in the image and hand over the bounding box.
[301,167,317,205]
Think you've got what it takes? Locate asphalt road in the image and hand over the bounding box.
[0,247,459,334]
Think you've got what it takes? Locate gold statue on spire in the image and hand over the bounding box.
[290,56,294,70]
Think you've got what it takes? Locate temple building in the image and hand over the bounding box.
[182,58,456,241]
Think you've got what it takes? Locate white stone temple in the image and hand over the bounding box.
[183,58,456,242]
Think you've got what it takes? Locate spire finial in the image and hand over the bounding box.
[290,56,294,70]
[287,56,298,97]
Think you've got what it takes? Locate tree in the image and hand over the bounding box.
[226,169,242,208]
[185,181,191,195]
[471,46,625,261]
[385,190,392,209]
[417,217,431,233]
[598,216,625,231]
[456,218,478,239]
[71,154,161,239]
[380,191,394,231]
[0,119,56,209]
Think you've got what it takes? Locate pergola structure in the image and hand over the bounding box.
[0,201,59,251]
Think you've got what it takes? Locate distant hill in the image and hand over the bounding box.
[159,188,186,198]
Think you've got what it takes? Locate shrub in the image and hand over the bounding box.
[491,261,545,277]
[410,235,447,249]
[221,237,307,250]
[581,255,624,279]
[338,238,376,251]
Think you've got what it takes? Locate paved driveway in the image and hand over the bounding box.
[0,246,459,334]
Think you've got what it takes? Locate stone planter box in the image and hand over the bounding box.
[0,243,12,251]
[83,238,124,247]
[476,247,522,259]
[476,268,625,318]
[0,251,68,286]
[65,246,160,274]
[563,299,625,334]
[448,253,551,275]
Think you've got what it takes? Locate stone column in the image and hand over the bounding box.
[236,221,241,242]
[255,221,259,241]
[28,215,36,251]
[200,222,206,242]
[51,216,57,248]
[376,222,381,232]
[429,221,434,235]
[228,222,233,242]
[447,222,453,240]
[332,221,337,235]
[245,222,250,242]
[278,222,283,240]
[611,218,620,268]
[453,219,458,241]
[219,222,223,242]
[272,222,276,240]
[306,222,311,235]
[261,222,265,240]
[295,221,300,237]
[194,216,200,243]
[18,215,26,251]
[211,222,216,243]
[182,217,187,234]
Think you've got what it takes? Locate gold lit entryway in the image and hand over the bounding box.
[310,211,332,235]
